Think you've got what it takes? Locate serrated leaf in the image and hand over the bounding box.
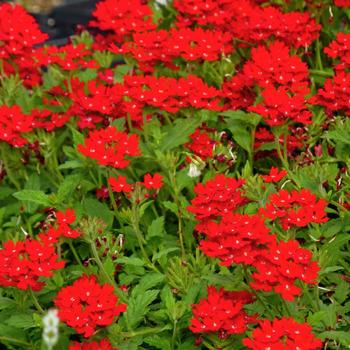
[152,247,179,261]
[144,335,171,350]
[116,256,145,266]
[221,110,261,126]
[125,290,159,328]
[320,331,350,346]
[132,273,164,296]
[147,217,165,240]
[13,190,51,206]
[6,314,35,329]
[162,201,178,214]
[159,118,200,151]
[82,198,114,227]
[57,174,81,202]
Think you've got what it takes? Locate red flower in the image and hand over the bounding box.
[185,129,217,160]
[310,71,350,116]
[334,0,350,7]
[188,174,246,231]
[120,28,233,72]
[0,105,34,147]
[0,3,48,58]
[190,286,255,335]
[89,0,156,41]
[261,167,288,183]
[199,213,276,266]
[55,209,80,239]
[249,86,312,126]
[142,173,163,190]
[324,32,350,69]
[109,176,133,193]
[243,41,309,91]
[250,240,320,301]
[54,275,126,338]
[259,189,328,230]
[69,339,116,350]
[77,126,140,169]
[243,317,322,349]
[0,238,64,291]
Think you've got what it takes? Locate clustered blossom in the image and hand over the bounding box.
[187,174,246,231]
[0,3,47,58]
[174,0,320,48]
[34,43,97,72]
[324,32,350,70]
[190,286,255,335]
[251,240,320,301]
[259,188,328,230]
[120,28,233,71]
[262,167,288,183]
[89,0,156,41]
[243,317,322,349]
[334,0,350,7]
[69,339,116,350]
[54,275,126,338]
[199,213,275,266]
[78,126,140,168]
[249,86,312,126]
[0,105,35,147]
[123,75,222,121]
[185,128,217,160]
[68,79,125,129]
[0,238,64,291]
[311,71,350,116]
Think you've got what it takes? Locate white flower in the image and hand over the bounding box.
[188,163,201,178]
[155,0,168,5]
[42,309,59,349]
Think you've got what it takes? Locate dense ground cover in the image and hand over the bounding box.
[0,0,350,349]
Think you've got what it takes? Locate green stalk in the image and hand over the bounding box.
[68,241,83,267]
[29,288,44,314]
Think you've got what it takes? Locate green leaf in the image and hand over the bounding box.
[132,273,164,296]
[320,331,350,346]
[82,198,114,227]
[13,190,51,206]
[144,335,171,350]
[162,201,178,215]
[147,217,165,240]
[57,174,81,202]
[116,256,145,267]
[152,247,179,261]
[159,118,200,151]
[221,110,261,126]
[124,290,159,328]
[6,314,35,329]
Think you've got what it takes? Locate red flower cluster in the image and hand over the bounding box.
[68,79,125,129]
[54,275,126,337]
[251,240,319,301]
[34,43,97,72]
[190,286,255,335]
[324,32,350,70]
[243,41,309,90]
[109,175,133,193]
[262,167,288,183]
[174,0,320,48]
[311,71,350,116]
[0,3,47,58]
[243,317,322,349]
[78,126,140,168]
[89,0,156,41]
[69,339,116,350]
[185,128,217,160]
[259,189,328,229]
[249,86,312,126]
[199,213,275,266]
[123,75,222,121]
[31,109,71,132]
[334,0,350,7]
[187,174,246,231]
[0,238,64,291]
[120,28,233,71]
[0,105,35,147]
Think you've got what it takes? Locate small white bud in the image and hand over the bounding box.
[187,163,201,178]
[42,309,59,349]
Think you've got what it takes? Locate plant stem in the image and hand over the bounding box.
[123,326,167,337]
[90,240,127,302]
[68,241,83,267]
[29,288,44,314]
